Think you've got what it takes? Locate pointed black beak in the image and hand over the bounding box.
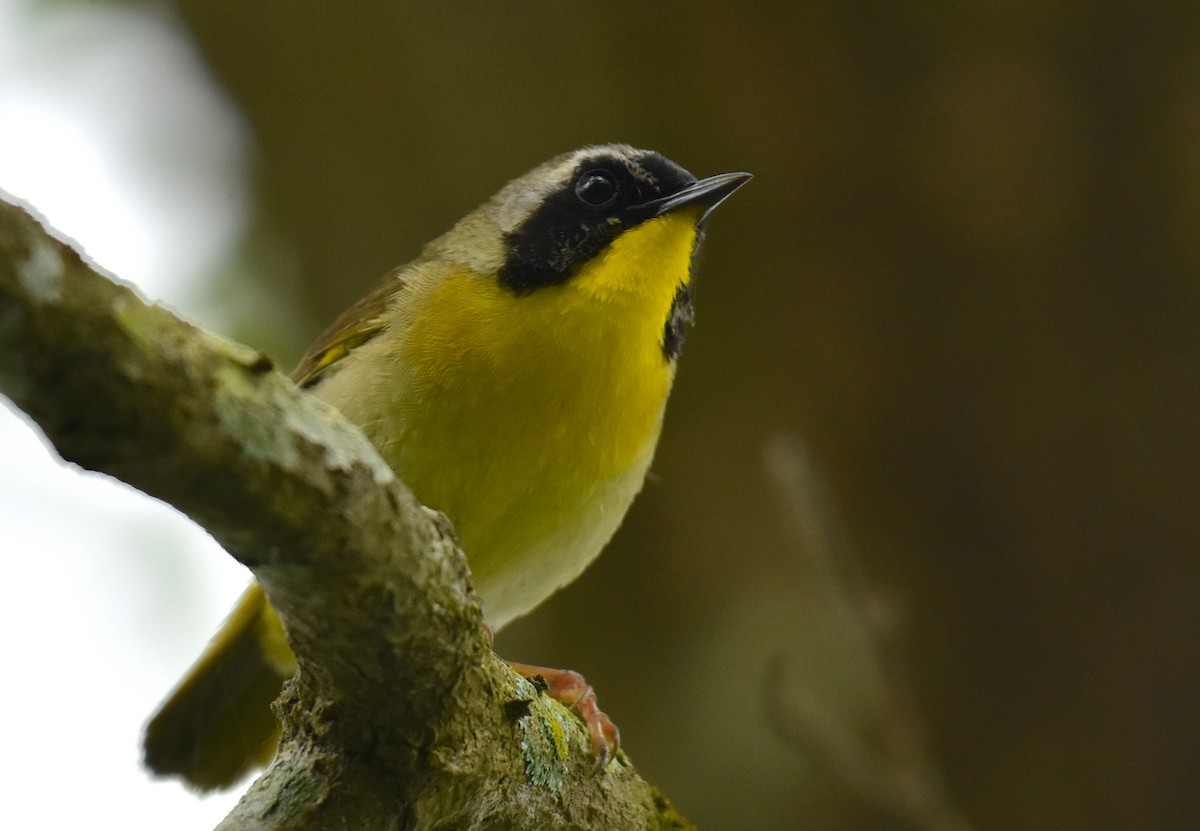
[643,171,753,221]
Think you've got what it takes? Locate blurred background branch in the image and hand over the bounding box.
[765,435,972,831]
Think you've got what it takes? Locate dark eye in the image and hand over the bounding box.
[574,169,619,207]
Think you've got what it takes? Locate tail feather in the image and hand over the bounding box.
[143,582,295,792]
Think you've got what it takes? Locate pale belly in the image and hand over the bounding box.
[461,439,657,629]
[375,398,663,631]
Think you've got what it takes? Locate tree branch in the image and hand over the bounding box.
[0,195,692,831]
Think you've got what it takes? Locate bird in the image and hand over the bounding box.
[142,144,750,791]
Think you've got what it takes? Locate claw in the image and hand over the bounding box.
[509,662,619,767]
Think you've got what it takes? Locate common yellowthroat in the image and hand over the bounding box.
[143,145,749,791]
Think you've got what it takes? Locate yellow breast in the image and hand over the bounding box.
[316,212,700,628]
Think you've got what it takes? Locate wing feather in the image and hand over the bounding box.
[290,268,406,388]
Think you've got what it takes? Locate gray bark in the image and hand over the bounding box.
[0,196,693,831]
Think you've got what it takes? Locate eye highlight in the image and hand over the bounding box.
[574,169,619,208]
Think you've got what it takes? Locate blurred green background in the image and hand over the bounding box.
[30,1,1200,828]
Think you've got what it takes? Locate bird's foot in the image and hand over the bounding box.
[508,661,620,768]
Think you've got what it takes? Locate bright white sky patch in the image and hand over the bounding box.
[0,103,152,280]
[0,0,255,826]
